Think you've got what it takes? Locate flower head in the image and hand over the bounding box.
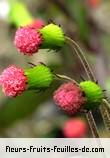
[0,64,54,97]
[14,26,42,55]
[80,81,104,110]
[0,65,27,97]
[63,118,88,138]
[14,23,65,55]
[29,19,45,29]
[88,0,101,8]
[53,82,86,114]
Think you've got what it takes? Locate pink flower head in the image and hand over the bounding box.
[0,65,27,97]
[53,82,86,114]
[88,0,101,8]
[29,19,45,29]
[63,118,87,138]
[14,26,42,55]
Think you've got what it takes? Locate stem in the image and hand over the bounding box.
[66,36,96,81]
[86,111,99,138]
[66,36,100,138]
[100,100,110,135]
[55,74,79,86]
[100,106,110,136]
[103,99,110,109]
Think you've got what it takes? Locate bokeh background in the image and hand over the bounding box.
[0,0,110,137]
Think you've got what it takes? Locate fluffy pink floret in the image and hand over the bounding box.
[29,19,45,29]
[53,82,86,114]
[14,26,42,55]
[63,118,87,138]
[0,65,27,97]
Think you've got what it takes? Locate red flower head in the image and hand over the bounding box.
[14,23,66,55]
[29,19,45,29]
[53,82,86,114]
[14,26,42,55]
[63,118,88,138]
[88,0,101,8]
[0,65,27,97]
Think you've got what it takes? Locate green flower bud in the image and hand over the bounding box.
[9,1,33,27]
[25,64,53,90]
[39,23,65,50]
[80,81,104,110]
